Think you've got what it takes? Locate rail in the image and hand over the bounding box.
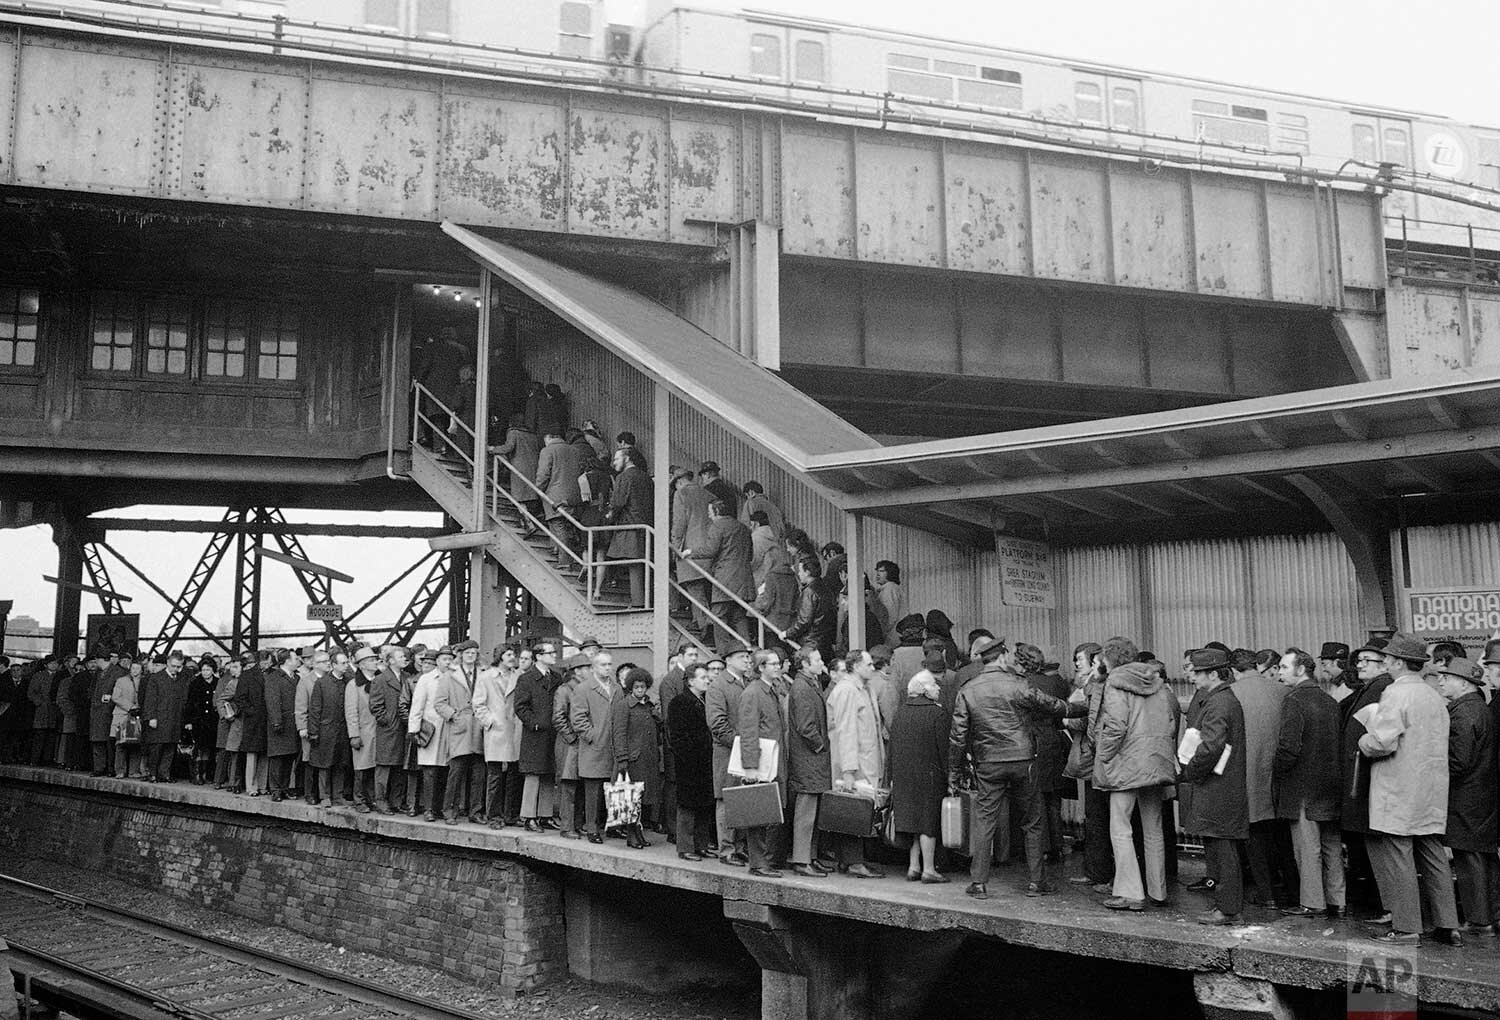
[669,546,785,653]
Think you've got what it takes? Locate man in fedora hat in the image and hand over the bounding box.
[1179,647,1248,925]
[1316,642,1354,703]
[1434,657,1498,936]
[1358,632,1462,946]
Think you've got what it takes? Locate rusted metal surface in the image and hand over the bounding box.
[305,71,439,217]
[1388,278,1500,377]
[172,56,304,205]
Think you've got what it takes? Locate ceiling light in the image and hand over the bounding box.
[453,292,462,301]
[430,284,440,294]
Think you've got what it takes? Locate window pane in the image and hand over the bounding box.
[1111,87,1139,130]
[1192,99,1228,116]
[16,341,34,366]
[206,300,250,378]
[750,33,780,76]
[558,33,589,56]
[559,1,591,35]
[1352,125,1376,162]
[145,297,190,375]
[1231,105,1267,121]
[90,292,135,374]
[933,59,975,77]
[979,66,1021,84]
[0,287,40,368]
[256,303,300,381]
[0,313,12,339]
[364,0,397,27]
[794,40,825,82]
[1075,82,1102,123]
[957,77,1021,110]
[1383,128,1409,166]
[0,340,11,365]
[886,52,927,70]
[888,69,951,101]
[416,0,449,35]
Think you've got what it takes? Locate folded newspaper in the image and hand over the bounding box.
[1176,727,1232,775]
[727,737,779,782]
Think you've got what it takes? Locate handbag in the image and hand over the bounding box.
[117,715,142,746]
[880,803,900,848]
[415,719,436,748]
[605,773,644,828]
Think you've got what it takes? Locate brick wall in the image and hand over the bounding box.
[0,783,565,991]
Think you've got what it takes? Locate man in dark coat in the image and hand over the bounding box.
[1340,642,1396,917]
[1180,647,1248,925]
[604,447,653,608]
[0,657,24,764]
[670,471,716,644]
[657,643,698,841]
[261,651,299,800]
[1273,647,1345,918]
[698,500,755,654]
[87,659,116,777]
[368,645,412,813]
[783,555,835,666]
[514,641,563,831]
[307,654,352,808]
[736,649,790,878]
[668,663,719,860]
[786,641,832,878]
[140,652,189,782]
[706,650,751,864]
[1435,658,1498,934]
[233,652,269,795]
[698,461,738,520]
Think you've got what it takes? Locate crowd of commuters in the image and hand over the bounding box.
[4,618,1495,951]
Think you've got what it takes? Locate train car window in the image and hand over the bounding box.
[1111,87,1139,130]
[795,40,826,83]
[90,292,136,373]
[0,287,39,369]
[415,0,449,36]
[934,59,975,77]
[887,53,929,70]
[1192,99,1269,147]
[1192,100,1228,116]
[750,33,781,77]
[1479,136,1500,188]
[363,0,398,29]
[1231,105,1267,121]
[1075,82,1103,124]
[205,301,250,379]
[1383,127,1409,167]
[1352,124,1376,162]
[1276,113,1309,153]
[145,297,190,376]
[980,67,1022,84]
[888,69,951,101]
[257,306,299,382]
[559,1,591,55]
[958,78,1021,110]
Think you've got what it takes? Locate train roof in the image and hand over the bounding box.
[661,3,1468,126]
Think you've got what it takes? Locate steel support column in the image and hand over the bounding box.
[1284,473,1396,630]
[845,513,864,652]
[49,515,85,658]
[469,266,493,643]
[652,382,671,662]
[230,509,264,657]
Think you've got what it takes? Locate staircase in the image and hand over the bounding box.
[405,385,782,660]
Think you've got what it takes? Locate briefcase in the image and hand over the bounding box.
[817,790,875,836]
[941,792,972,851]
[723,781,784,829]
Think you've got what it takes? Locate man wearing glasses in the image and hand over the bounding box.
[1340,640,1396,920]
[515,642,564,831]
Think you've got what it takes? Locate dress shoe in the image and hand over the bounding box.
[539,818,560,831]
[374,800,394,815]
[1367,912,1393,926]
[1280,906,1319,917]
[1067,876,1095,885]
[791,864,824,878]
[844,863,882,879]
[749,867,783,879]
[444,816,458,825]
[1025,881,1055,897]
[560,829,582,840]
[488,820,505,830]
[722,853,747,868]
[406,807,421,818]
[920,873,951,885]
[699,847,720,859]
[906,870,922,882]
[355,803,371,814]
[423,811,437,822]
[1103,896,1144,911]
[1424,928,1464,947]
[319,798,333,809]
[965,882,990,900]
[1197,909,1242,926]
[1465,922,1497,937]
[469,813,485,825]
[270,792,285,803]
[809,859,831,875]
[1325,906,1348,920]
[678,852,704,862]
[524,819,542,832]
[587,833,603,844]
[1186,877,1217,892]
[1368,929,1419,945]
[1147,896,1169,908]
[1090,882,1112,895]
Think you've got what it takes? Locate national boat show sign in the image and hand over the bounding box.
[1404,586,1500,647]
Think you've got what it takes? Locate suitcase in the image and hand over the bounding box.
[723,780,785,829]
[941,792,971,851]
[817,790,876,836]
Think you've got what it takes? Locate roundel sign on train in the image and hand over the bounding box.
[1424,131,1466,177]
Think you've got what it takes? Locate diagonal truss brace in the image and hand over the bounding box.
[258,507,360,648]
[79,541,126,615]
[384,552,454,649]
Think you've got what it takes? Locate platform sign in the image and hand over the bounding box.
[86,613,139,658]
[306,603,344,622]
[997,536,1054,610]
[1403,586,1500,649]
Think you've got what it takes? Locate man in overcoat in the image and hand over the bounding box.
[1435,658,1497,935]
[345,646,381,813]
[736,648,790,877]
[514,641,563,831]
[552,654,588,838]
[1180,647,1248,925]
[706,650,750,864]
[656,642,699,840]
[438,639,485,825]
[668,663,719,860]
[698,499,755,654]
[140,651,189,782]
[1273,647,1345,917]
[571,648,618,843]
[261,650,300,799]
[786,642,832,878]
[367,646,411,814]
[1358,633,1461,945]
[233,651,269,796]
[307,651,351,808]
[1231,648,1292,909]
[670,470,715,645]
[1340,641,1395,917]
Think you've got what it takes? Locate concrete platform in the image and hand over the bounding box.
[2,765,1496,1015]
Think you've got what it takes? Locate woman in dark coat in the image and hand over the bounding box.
[923,610,962,671]
[611,669,662,819]
[890,673,949,882]
[603,447,653,608]
[667,664,717,860]
[186,661,218,784]
[232,656,268,794]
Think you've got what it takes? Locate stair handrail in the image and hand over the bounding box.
[411,381,476,471]
[669,547,786,650]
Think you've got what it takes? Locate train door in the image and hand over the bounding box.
[1350,114,1412,170]
[1072,72,1143,136]
[788,29,830,88]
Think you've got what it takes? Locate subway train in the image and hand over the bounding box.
[14,0,1500,253]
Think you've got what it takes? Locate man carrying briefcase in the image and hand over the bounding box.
[735,648,790,877]
[824,649,887,879]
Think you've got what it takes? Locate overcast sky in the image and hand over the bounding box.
[5,0,1497,646]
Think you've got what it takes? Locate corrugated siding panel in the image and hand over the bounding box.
[1057,545,1141,658]
[1249,532,1362,653]
[1148,539,1251,661]
[1401,522,1500,588]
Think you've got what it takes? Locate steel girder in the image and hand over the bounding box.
[382,552,453,649]
[257,508,360,648]
[79,541,125,615]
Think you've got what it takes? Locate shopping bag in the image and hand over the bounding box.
[941,792,971,850]
[117,716,142,746]
[881,803,900,848]
[605,773,644,828]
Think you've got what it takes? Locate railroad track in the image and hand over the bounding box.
[0,872,493,1020]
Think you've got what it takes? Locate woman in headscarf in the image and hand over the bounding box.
[187,659,219,784]
[889,670,949,883]
[611,667,662,847]
[924,610,962,671]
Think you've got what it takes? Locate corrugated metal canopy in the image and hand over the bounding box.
[442,223,880,471]
[807,369,1500,530]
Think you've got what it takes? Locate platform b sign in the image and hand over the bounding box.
[998,536,1054,610]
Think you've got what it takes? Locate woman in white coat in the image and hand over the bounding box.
[473,647,525,829]
[408,647,454,821]
[110,660,143,779]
